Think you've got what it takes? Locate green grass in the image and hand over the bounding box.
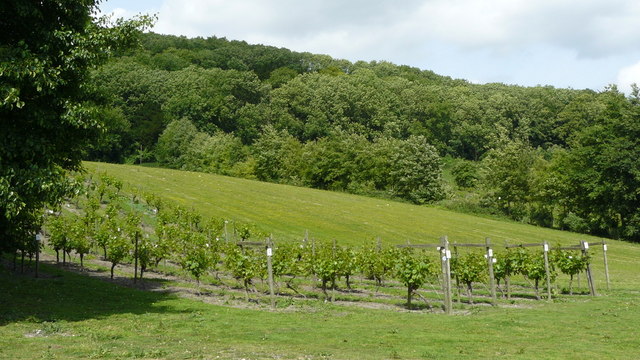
[2,262,639,359]
[2,161,639,359]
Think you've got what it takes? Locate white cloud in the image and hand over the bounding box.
[617,61,640,93]
[100,0,640,90]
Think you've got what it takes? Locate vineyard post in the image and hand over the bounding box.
[485,238,497,305]
[453,244,461,303]
[266,237,276,309]
[376,237,381,252]
[440,236,453,315]
[582,241,596,296]
[224,220,229,242]
[504,240,511,300]
[331,239,337,302]
[602,241,610,290]
[35,233,41,278]
[133,232,139,283]
[543,241,551,301]
[311,237,317,283]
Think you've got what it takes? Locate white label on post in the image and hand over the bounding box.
[584,242,589,250]
[445,250,452,259]
[543,244,549,252]
[35,234,42,242]
[484,254,488,259]
[603,244,608,251]
[488,249,493,257]
[492,258,497,263]
[442,256,447,261]
[266,248,273,257]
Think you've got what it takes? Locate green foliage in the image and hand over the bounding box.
[357,245,398,286]
[178,231,215,284]
[451,160,480,189]
[452,252,487,289]
[394,249,436,306]
[308,241,343,299]
[0,0,151,254]
[224,244,260,294]
[481,141,537,219]
[555,250,589,278]
[389,135,446,204]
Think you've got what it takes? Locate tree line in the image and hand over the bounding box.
[84,33,640,242]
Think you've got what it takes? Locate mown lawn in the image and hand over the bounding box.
[1,262,639,360]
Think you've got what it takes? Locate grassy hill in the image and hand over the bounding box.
[86,162,640,289]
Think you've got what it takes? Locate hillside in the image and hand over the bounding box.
[85,162,640,289]
[86,32,640,243]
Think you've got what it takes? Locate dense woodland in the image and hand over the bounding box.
[85,33,640,242]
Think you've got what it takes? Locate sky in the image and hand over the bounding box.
[98,0,640,93]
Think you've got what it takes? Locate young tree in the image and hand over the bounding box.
[554,250,589,295]
[394,249,435,308]
[106,226,130,280]
[451,252,487,304]
[69,216,91,269]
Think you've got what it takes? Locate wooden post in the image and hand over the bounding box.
[331,239,337,302]
[441,236,453,315]
[35,234,41,278]
[311,237,317,283]
[603,241,610,291]
[376,237,382,252]
[224,221,229,242]
[485,238,497,305]
[453,244,461,303]
[266,238,276,309]
[582,241,596,296]
[505,240,511,300]
[133,232,139,283]
[543,241,551,301]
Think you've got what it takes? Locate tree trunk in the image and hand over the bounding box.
[534,279,540,300]
[80,253,84,269]
[331,278,336,302]
[407,287,413,308]
[569,275,574,295]
[321,279,328,300]
[55,249,59,263]
[110,263,116,279]
[466,283,474,304]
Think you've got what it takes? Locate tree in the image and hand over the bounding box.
[155,118,200,168]
[555,87,640,241]
[481,140,537,219]
[0,1,151,254]
[394,249,435,308]
[389,136,445,204]
[451,252,486,304]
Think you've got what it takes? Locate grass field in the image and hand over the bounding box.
[1,162,639,359]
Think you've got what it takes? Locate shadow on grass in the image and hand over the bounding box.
[0,261,180,326]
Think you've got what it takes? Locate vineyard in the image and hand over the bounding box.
[30,172,610,313]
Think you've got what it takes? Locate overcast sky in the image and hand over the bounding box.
[99,0,640,93]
